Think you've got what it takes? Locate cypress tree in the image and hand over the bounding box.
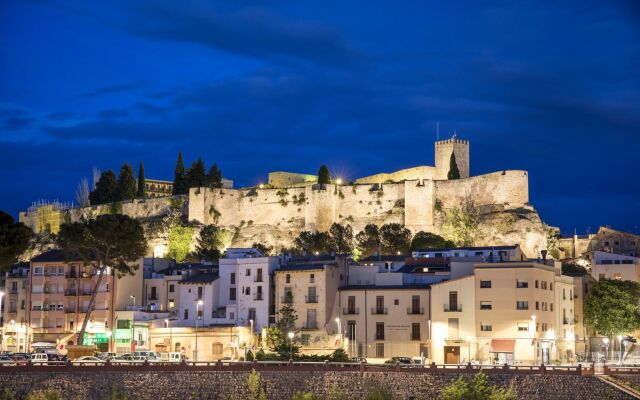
[137,161,146,198]
[186,158,206,188]
[173,152,186,195]
[117,163,137,201]
[447,152,461,180]
[207,163,223,188]
[89,170,118,205]
[317,165,331,184]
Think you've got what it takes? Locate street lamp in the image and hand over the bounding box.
[195,300,203,361]
[335,178,343,185]
[288,332,295,360]
[130,296,136,352]
[466,336,472,363]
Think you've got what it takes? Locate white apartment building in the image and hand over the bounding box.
[412,245,524,262]
[591,251,640,282]
[178,273,221,327]
[218,249,280,332]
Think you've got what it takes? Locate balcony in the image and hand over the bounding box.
[444,304,462,312]
[280,295,293,303]
[343,307,359,315]
[305,295,319,304]
[376,333,385,340]
[407,307,424,315]
[253,293,264,301]
[65,273,77,279]
[371,307,388,315]
[148,295,159,301]
[303,322,318,330]
[254,276,264,283]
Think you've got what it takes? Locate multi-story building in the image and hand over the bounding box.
[412,245,524,262]
[566,272,596,354]
[178,273,221,328]
[559,227,640,259]
[337,281,430,360]
[590,251,640,282]
[273,257,346,354]
[2,262,30,351]
[431,260,575,365]
[144,179,174,197]
[217,249,280,332]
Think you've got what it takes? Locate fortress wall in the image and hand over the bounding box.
[333,183,405,231]
[434,170,529,209]
[355,166,436,184]
[404,180,436,233]
[68,196,176,223]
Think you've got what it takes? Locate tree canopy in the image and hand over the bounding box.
[0,211,32,270]
[411,231,455,250]
[355,224,381,258]
[137,161,146,198]
[379,223,412,255]
[584,279,640,337]
[57,214,146,343]
[194,225,232,261]
[117,163,137,201]
[448,151,461,180]
[173,152,187,195]
[293,230,332,254]
[328,223,354,254]
[441,199,479,246]
[207,163,223,189]
[267,292,300,359]
[561,262,588,275]
[89,170,118,205]
[317,165,331,185]
[186,158,207,189]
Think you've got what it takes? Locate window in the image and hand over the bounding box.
[535,280,539,288]
[394,299,399,306]
[517,301,529,310]
[516,280,528,288]
[563,289,566,300]
[285,274,290,284]
[196,286,203,300]
[376,323,385,340]
[117,320,130,329]
[168,299,175,309]
[169,284,175,293]
[517,322,529,331]
[614,273,622,281]
[480,280,491,288]
[248,308,256,322]
[411,296,421,313]
[480,301,492,310]
[300,334,311,346]
[246,269,251,276]
[231,273,236,285]
[550,303,553,312]
[229,287,236,301]
[480,323,492,332]
[347,296,357,314]
[411,323,421,341]
[376,343,385,358]
[375,296,385,314]
[550,283,552,290]
[256,269,263,282]
[310,273,315,283]
[535,301,539,310]
[306,309,317,329]
[245,287,251,295]
[184,309,189,320]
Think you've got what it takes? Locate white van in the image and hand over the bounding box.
[30,353,49,365]
[160,352,187,363]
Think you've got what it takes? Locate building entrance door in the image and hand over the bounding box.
[444,346,460,364]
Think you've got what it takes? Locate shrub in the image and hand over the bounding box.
[247,369,267,400]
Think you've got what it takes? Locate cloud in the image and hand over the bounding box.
[79,80,151,98]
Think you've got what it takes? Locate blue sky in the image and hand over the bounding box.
[1,0,639,234]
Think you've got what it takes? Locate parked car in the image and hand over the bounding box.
[72,356,105,364]
[350,357,368,363]
[30,353,49,365]
[159,352,187,363]
[384,357,413,365]
[0,356,17,366]
[113,354,145,363]
[96,352,117,360]
[8,353,28,365]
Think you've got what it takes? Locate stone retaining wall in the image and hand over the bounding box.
[0,370,634,400]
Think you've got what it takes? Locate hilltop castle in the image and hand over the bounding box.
[21,138,550,258]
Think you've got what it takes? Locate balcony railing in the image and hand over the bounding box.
[444,304,462,312]
[371,307,388,315]
[305,295,319,304]
[280,296,293,303]
[148,296,159,301]
[253,293,264,301]
[407,307,424,315]
[376,333,385,340]
[343,307,359,315]
[254,276,264,283]
[303,322,318,330]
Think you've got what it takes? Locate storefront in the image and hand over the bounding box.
[490,339,515,365]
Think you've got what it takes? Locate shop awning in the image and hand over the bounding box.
[490,339,516,353]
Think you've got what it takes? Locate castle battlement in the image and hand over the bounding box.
[435,138,469,145]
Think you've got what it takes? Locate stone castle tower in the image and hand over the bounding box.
[434,138,469,180]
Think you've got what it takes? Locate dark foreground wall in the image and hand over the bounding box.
[0,370,633,400]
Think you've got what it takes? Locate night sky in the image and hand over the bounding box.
[1,0,639,235]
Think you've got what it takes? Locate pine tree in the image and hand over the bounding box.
[448,152,461,180]
[89,171,118,205]
[207,163,223,188]
[173,152,186,195]
[117,163,137,201]
[137,161,146,198]
[186,158,206,188]
[317,165,331,184]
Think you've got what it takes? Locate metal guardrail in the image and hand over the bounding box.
[0,361,592,375]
